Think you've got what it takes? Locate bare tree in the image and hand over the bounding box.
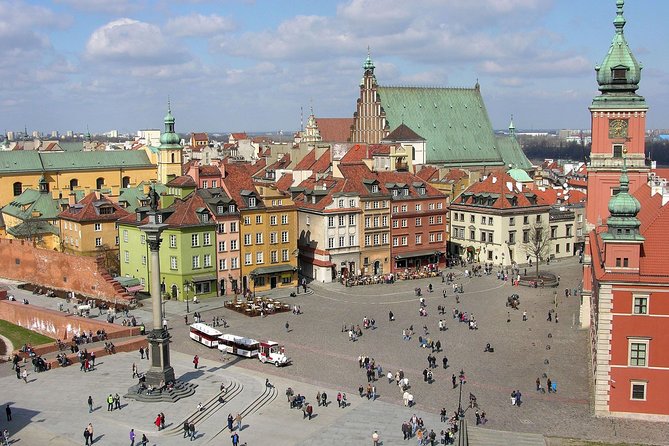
[521,223,551,278]
[96,244,120,276]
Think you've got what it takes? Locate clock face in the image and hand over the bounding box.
[609,119,629,138]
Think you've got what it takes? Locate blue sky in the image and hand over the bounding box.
[0,0,667,135]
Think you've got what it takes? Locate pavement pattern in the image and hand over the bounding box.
[0,256,667,445]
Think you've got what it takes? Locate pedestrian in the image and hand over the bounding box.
[234,413,242,431]
[443,357,448,369]
[285,321,290,332]
[21,369,27,383]
[183,420,190,438]
[1,429,9,446]
[163,318,168,331]
[475,411,481,425]
[139,347,144,359]
[227,413,233,431]
[132,363,138,379]
[5,405,11,421]
[440,407,447,422]
[536,377,541,391]
[141,434,148,446]
[115,393,121,410]
[516,390,522,406]
[184,315,188,325]
[160,412,165,430]
[155,414,161,430]
[452,374,457,389]
[90,351,96,368]
[230,432,239,446]
[337,392,342,408]
[372,430,380,446]
[306,403,313,420]
[547,378,553,393]
[193,355,199,369]
[88,395,93,413]
[555,313,559,324]
[84,428,91,446]
[547,311,552,322]
[189,422,196,441]
[316,391,321,407]
[107,394,114,411]
[129,428,136,446]
[522,311,527,321]
[15,365,20,380]
[321,391,328,407]
[87,423,94,444]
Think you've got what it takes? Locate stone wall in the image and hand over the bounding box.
[0,238,128,302]
[0,299,139,341]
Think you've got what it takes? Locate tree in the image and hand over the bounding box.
[521,223,551,279]
[96,244,120,277]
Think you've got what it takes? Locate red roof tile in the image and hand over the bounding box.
[315,118,353,142]
[59,192,129,223]
[416,166,439,182]
[339,144,368,164]
[455,172,549,210]
[221,163,260,210]
[231,132,248,140]
[199,165,221,177]
[310,148,331,174]
[294,150,317,170]
[166,175,197,187]
[275,173,294,193]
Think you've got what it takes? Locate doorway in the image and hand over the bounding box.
[373,260,381,275]
[171,284,178,300]
[270,276,277,289]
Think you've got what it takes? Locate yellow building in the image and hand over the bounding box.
[156,105,184,185]
[0,150,156,208]
[223,163,298,294]
[59,192,130,258]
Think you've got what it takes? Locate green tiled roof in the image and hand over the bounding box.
[495,136,532,170]
[378,86,530,168]
[2,189,65,220]
[118,182,167,213]
[0,150,154,173]
[7,220,59,237]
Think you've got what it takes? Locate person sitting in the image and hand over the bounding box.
[484,343,494,353]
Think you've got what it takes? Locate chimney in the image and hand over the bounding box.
[68,193,77,206]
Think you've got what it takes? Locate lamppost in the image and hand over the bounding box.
[249,273,257,299]
[457,369,466,418]
[183,280,193,314]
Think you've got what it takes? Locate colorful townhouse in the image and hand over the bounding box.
[118,192,218,300]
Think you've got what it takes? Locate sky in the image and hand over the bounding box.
[1,0,668,135]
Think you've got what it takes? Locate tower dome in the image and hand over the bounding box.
[159,102,181,147]
[603,156,643,241]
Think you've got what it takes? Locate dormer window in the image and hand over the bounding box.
[371,184,379,193]
[229,204,236,213]
[392,189,399,197]
[612,68,627,81]
[201,213,209,223]
[338,199,344,207]
[418,187,426,195]
[249,197,256,207]
[217,205,224,214]
[403,188,409,196]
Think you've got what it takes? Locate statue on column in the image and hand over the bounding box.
[148,186,159,211]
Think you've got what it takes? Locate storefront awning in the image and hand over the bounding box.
[192,273,217,283]
[126,285,144,293]
[114,276,141,287]
[394,250,439,260]
[250,264,296,276]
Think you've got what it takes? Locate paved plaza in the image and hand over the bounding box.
[1,257,667,445]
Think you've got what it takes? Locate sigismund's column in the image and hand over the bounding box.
[139,206,175,386]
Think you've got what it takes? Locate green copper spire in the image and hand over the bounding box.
[508,114,516,137]
[603,154,644,241]
[594,0,642,96]
[363,46,375,71]
[159,100,181,148]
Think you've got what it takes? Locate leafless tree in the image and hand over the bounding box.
[521,224,551,278]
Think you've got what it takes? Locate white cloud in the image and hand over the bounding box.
[54,0,145,15]
[165,13,236,37]
[0,1,70,59]
[85,18,191,64]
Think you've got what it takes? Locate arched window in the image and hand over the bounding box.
[96,177,104,189]
[122,176,131,188]
[69,178,79,190]
[12,182,22,196]
[171,153,175,164]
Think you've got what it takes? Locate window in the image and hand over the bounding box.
[270,215,277,225]
[401,219,407,228]
[437,202,443,209]
[202,180,208,188]
[270,250,278,263]
[96,177,104,189]
[373,234,379,245]
[523,216,529,225]
[392,205,398,213]
[633,296,648,315]
[329,216,335,228]
[244,234,251,245]
[94,223,102,232]
[509,231,516,244]
[437,233,443,242]
[282,214,288,224]
[212,180,217,188]
[415,204,422,211]
[429,233,435,242]
[556,244,561,254]
[364,217,371,228]
[437,216,443,224]
[230,222,238,232]
[551,226,558,238]
[339,236,345,247]
[416,218,422,227]
[613,144,623,159]
[523,230,530,243]
[631,382,646,401]
[140,235,146,245]
[349,215,356,225]
[123,230,128,243]
[255,215,262,224]
[230,239,238,250]
[243,216,251,225]
[365,235,371,246]
[629,340,648,367]
[12,182,23,196]
[488,232,493,243]
[536,215,542,223]
[328,237,335,249]
[566,243,571,253]
[170,256,178,270]
[373,216,379,227]
[256,233,264,244]
[191,234,200,247]
[115,236,119,246]
[95,237,102,247]
[488,217,493,225]
[124,251,129,263]
[401,236,407,246]
[416,234,422,244]
[218,241,226,252]
[244,253,252,265]
[231,257,239,269]
[282,249,289,261]
[169,234,177,248]
[480,231,486,242]
[429,216,435,225]
[336,215,344,226]
[219,258,227,271]
[217,223,226,233]
[382,233,388,244]
[566,225,573,237]
[192,255,200,269]
[349,199,355,207]
[392,220,399,228]
[509,217,515,226]
[401,205,407,213]
[281,231,289,243]
[256,252,264,264]
[204,254,212,268]
[270,232,277,244]
[371,184,379,193]
[349,235,356,246]
[393,237,399,247]
[481,216,486,224]
[249,197,257,207]
[470,215,475,223]
[428,203,434,210]
[203,233,211,246]
[470,230,475,240]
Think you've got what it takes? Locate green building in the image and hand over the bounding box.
[118,191,217,301]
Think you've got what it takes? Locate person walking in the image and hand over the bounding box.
[189,422,196,441]
[234,413,242,431]
[5,405,11,421]
[160,412,165,430]
[84,428,91,446]
[230,432,239,446]
[132,363,138,379]
[183,420,190,438]
[193,355,199,369]
[140,434,148,446]
[285,321,290,332]
[372,430,380,446]
[107,394,114,411]
[86,423,94,445]
[115,393,121,410]
[139,347,145,359]
[321,391,328,407]
[88,395,93,413]
[129,428,136,446]
[227,414,233,431]
[21,369,28,383]
[154,414,161,430]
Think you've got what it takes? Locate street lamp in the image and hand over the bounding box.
[183,280,193,314]
[457,369,466,418]
[249,273,257,299]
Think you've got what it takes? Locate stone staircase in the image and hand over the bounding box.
[95,255,134,304]
[124,379,198,403]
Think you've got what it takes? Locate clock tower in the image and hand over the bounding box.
[587,0,648,227]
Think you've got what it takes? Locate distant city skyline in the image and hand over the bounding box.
[1,0,667,134]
